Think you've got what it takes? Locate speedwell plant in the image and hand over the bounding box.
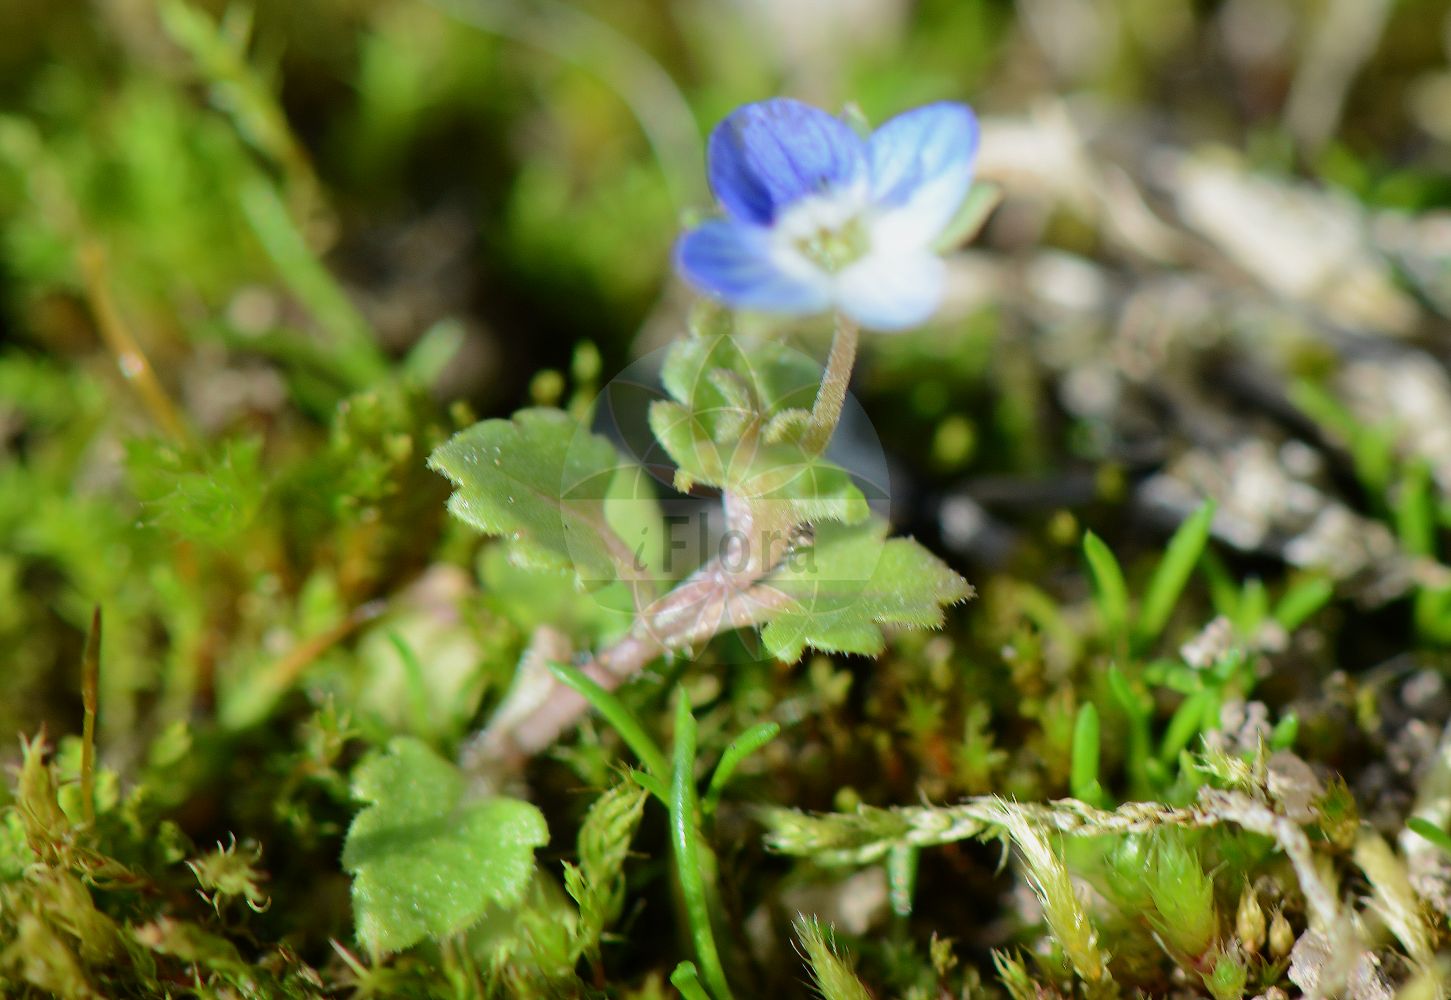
[343,96,991,967]
[433,97,984,764]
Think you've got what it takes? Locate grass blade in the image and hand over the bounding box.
[671,692,733,1000]
[1083,530,1129,649]
[702,722,780,817]
[550,663,670,785]
[1135,501,1215,651]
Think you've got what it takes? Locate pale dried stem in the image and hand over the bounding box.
[468,548,794,768]
[768,788,1345,933]
[79,243,192,445]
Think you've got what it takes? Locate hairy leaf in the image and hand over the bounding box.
[429,407,655,588]
[649,334,869,534]
[342,737,548,955]
[759,519,972,662]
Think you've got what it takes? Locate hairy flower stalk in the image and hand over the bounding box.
[804,315,859,455]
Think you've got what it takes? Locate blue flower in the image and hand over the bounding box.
[676,98,980,331]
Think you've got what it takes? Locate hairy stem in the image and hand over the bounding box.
[804,314,859,455]
[466,546,791,770]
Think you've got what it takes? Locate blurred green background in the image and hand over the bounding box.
[4,0,1451,995]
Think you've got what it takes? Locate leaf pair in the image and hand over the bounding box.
[647,333,871,540]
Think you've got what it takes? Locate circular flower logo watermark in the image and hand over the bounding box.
[562,334,892,659]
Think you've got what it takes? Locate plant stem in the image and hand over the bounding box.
[80,606,101,826]
[79,243,193,445]
[466,552,792,769]
[804,314,859,455]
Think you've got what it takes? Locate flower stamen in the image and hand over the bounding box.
[793,216,870,272]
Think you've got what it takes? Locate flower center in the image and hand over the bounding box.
[793,217,870,272]
[777,191,872,273]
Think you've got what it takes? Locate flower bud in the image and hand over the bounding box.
[1236,884,1265,955]
[1268,908,1294,959]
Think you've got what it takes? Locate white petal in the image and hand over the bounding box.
[834,250,946,332]
[867,103,979,250]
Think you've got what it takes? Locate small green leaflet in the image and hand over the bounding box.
[126,436,266,548]
[758,519,973,662]
[648,334,868,530]
[428,407,654,587]
[932,180,1002,253]
[658,332,817,423]
[342,737,549,955]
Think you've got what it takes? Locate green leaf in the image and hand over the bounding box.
[239,178,389,389]
[1395,461,1436,557]
[1070,703,1104,806]
[1407,817,1451,858]
[1082,530,1129,648]
[932,180,1002,253]
[759,519,973,663]
[660,333,817,426]
[479,546,633,646]
[1272,576,1334,632]
[648,403,866,525]
[342,737,548,955]
[703,722,782,816]
[1135,501,1215,650]
[649,334,869,533]
[429,407,653,589]
[671,693,734,1000]
[1160,690,1213,764]
[1288,378,1359,441]
[1270,713,1298,750]
[671,962,714,1000]
[402,317,466,387]
[549,663,671,785]
[1108,666,1153,797]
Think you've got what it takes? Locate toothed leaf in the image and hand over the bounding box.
[759,519,972,662]
[343,737,548,955]
[428,407,656,588]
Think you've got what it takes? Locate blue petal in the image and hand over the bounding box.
[835,250,945,331]
[707,99,867,225]
[676,220,832,313]
[867,102,979,248]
